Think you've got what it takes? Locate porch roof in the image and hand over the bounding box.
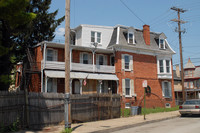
[44,70,119,80]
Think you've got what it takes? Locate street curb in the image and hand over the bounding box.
[89,115,180,133]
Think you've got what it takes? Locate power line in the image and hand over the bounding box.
[120,0,145,24]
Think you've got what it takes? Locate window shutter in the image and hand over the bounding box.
[130,79,134,96]
[104,55,107,65]
[53,50,58,61]
[169,82,172,97]
[96,54,99,65]
[80,53,83,63]
[89,54,92,64]
[130,55,133,71]
[162,82,165,97]
[121,54,125,70]
[122,79,125,96]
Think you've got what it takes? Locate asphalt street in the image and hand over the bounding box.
[112,116,200,133]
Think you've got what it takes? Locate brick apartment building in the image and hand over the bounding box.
[16,24,176,108]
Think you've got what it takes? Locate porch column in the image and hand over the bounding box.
[92,51,95,72]
[70,79,72,94]
[79,79,83,94]
[98,80,102,93]
[45,76,48,92]
[116,80,119,94]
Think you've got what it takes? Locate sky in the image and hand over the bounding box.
[49,0,200,68]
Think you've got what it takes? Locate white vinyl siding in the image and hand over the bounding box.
[162,81,172,98]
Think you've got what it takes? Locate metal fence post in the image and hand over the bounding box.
[64,93,71,129]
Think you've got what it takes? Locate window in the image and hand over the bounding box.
[159,60,164,73]
[125,103,131,108]
[83,53,88,64]
[190,81,193,88]
[159,39,165,49]
[47,49,57,61]
[125,55,130,69]
[91,31,101,43]
[158,59,171,74]
[91,31,95,43]
[125,79,130,96]
[185,71,188,76]
[162,81,171,98]
[47,78,57,92]
[197,80,200,88]
[110,56,115,66]
[99,55,104,65]
[128,33,134,44]
[166,60,170,73]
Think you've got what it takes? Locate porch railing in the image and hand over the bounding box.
[42,61,115,73]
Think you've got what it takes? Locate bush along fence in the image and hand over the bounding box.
[0,91,121,130]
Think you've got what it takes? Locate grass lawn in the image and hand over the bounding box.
[121,106,179,117]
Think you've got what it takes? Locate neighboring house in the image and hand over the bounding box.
[184,58,200,99]
[16,24,176,108]
[173,64,183,105]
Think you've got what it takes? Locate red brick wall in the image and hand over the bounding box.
[115,51,175,108]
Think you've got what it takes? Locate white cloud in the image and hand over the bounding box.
[55,27,65,36]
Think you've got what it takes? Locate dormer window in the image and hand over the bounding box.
[128,32,135,44]
[91,31,101,44]
[159,39,165,49]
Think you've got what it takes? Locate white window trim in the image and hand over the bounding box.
[127,32,135,44]
[123,54,133,71]
[125,78,131,97]
[157,58,172,74]
[162,81,172,98]
[159,38,166,49]
[91,31,102,44]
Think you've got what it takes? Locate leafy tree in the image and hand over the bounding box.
[16,0,65,52]
[0,0,36,91]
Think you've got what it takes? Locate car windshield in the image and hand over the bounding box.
[184,100,200,105]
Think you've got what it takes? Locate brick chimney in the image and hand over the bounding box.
[176,64,180,78]
[143,25,150,45]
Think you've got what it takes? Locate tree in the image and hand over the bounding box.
[0,0,36,91]
[16,0,65,51]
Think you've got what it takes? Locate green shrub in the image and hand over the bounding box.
[61,128,73,133]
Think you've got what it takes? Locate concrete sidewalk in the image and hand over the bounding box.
[17,111,180,133]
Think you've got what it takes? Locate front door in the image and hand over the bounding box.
[74,80,80,94]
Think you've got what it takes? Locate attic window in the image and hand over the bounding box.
[159,39,165,49]
[127,32,135,44]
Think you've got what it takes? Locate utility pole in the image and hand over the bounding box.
[65,0,71,129]
[171,7,187,102]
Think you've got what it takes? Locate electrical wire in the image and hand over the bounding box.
[119,0,146,25]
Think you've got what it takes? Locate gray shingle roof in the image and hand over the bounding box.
[184,58,195,69]
[108,26,174,54]
[194,67,200,78]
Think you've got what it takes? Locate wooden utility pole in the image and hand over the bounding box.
[171,7,187,102]
[65,0,71,129]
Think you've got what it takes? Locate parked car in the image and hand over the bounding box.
[179,99,200,116]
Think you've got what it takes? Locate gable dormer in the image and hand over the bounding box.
[158,33,167,49]
[127,27,136,44]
